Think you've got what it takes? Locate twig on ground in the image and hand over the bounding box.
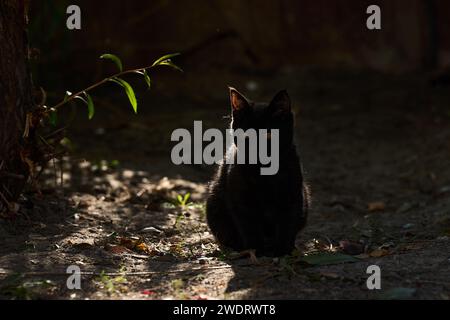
[0,265,234,277]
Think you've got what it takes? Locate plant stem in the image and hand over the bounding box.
[50,64,157,112]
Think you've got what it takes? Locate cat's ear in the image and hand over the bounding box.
[229,87,250,113]
[269,90,291,113]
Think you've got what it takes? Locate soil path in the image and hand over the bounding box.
[1,72,449,299]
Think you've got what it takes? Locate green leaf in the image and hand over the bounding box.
[73,95,87,105]
[377,288,416,300]
[49,110,57,126]
[143,70,151,89]
[134,70,151,89]
[60,137,73,151]
[158,60,183,72]
[177,194,183,204]
[109,78,137,113]
[85,92,95,120]
[152,53,180,67]
[100,54,123,72]
[300,252,359,266]
[110,160,120,168]
[73,93,94,120]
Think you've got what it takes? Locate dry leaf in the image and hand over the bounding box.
[135,242,152,254]
[141,290,155,295]
[105,244,131,254]
[339,240,365,255]
[369,248,390,257]
[368,201,386,212]
[119,237,136,249]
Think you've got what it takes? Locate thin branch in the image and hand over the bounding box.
[44,126,67,139]
[0,171,25,180]
[0,265,233,277]
[50,64,159,112]
[0,190,11,208]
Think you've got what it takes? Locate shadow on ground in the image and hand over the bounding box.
[1,71,450,299]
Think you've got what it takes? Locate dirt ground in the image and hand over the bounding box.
[0,70,449,299]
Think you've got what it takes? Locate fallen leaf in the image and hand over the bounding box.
[119,237,136,249]
[339,240,365,255]
[368,201,386,212]
[369,248,390,257]
[141,290,155,295]
[135,242,152,254]
[105,244,131,254]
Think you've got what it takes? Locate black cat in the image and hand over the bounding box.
[206,88,309,257]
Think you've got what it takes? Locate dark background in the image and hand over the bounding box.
[30,0,450,80]
[27,0,450,167]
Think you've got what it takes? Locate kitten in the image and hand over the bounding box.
[206,88,309,257]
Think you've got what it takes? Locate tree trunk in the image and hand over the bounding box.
[0,0,34,213]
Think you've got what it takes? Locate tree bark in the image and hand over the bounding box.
[0,0,34,213]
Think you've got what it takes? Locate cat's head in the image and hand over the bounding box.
[229,87,294,147]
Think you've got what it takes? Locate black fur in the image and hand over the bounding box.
[206,88,309,257]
